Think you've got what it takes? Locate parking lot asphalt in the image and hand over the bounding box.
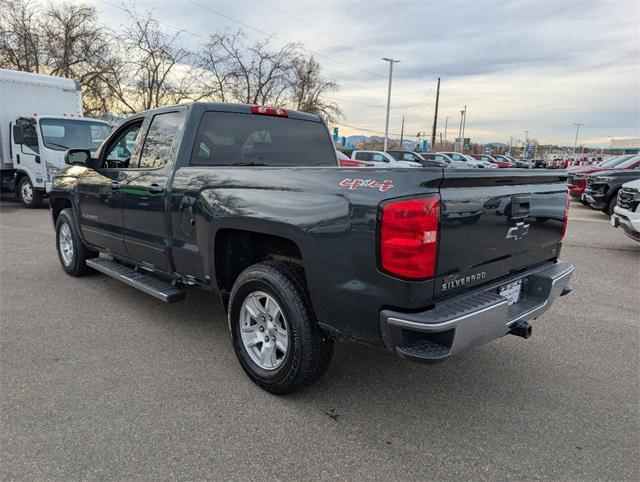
[1,198,638,480]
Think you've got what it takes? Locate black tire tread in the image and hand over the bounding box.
[56,208,98,277]
[18,177,43,209]
[229,260,334,394]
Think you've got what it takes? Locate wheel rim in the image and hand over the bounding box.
[239,291,289,371]
[21,181,33,204]
[58,222,74,266]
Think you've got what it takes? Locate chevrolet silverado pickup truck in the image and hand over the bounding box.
[49,103,574,394]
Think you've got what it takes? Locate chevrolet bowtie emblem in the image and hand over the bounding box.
[506,221,530,240]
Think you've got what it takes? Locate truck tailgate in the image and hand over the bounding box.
[435,170,568,299]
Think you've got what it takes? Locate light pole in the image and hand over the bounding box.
[508,136,514,157]
[523,130,530,158]
[460,105,467,152]
[382,57,400,151]
[457,108,465,152]
[572,123,583,157]
[444,116,451,146]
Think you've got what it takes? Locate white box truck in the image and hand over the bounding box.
[0,69,112,207]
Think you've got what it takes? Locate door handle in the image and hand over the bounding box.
[148,184,164,194]
[111,181,121,190]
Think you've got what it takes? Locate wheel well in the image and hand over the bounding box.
[50,198,72,223]
[215,229,303,296]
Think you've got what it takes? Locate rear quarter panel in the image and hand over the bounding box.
[169,166,443,344]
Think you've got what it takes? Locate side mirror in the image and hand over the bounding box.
[65,148,92,165]
[12,125,24,144]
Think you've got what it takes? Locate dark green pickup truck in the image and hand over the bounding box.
[49,102,574,394]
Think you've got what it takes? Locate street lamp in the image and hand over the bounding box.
[443,116,451,147]
[573,123,583,157]
[382,58,400,152]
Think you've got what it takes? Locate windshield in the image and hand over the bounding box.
[39,118,112,151]
[599,155,632,168]
[615,155,640,169]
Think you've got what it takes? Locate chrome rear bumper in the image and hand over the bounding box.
[380,260,574,363]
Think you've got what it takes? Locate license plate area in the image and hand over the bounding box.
[499,280,522,306]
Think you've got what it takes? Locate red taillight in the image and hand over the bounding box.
[339,159,374,167]
[561,190,570,240]
[380,196,440,279]
[251,105,288,117]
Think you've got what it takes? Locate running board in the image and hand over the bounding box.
[86,258,185,303]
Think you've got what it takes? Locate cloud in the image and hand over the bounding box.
[85,0,640,144]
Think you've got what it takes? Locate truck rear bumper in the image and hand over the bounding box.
[380,260,574,363]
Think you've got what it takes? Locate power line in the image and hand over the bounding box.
[187,0,392,90]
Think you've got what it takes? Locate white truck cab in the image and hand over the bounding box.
[611,179,640,242]
[1,69,112,207]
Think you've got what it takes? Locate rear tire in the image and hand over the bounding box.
[605,195,617,215]
[55,208,98,276]
[18,176,42,208]
[228,261,334,395]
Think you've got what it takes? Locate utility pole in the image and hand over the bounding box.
[460,105,467,152]
[400,115,405,145]
[430,77,441,150]
[457,109,464,152]
[523,130,530,158]
[444,115,451,145]
[573,123,583,157]
[508,136,513,157]
[382,57,400,152]
[439,132,443,147]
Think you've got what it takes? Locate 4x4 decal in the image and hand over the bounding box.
[339,178,394,192]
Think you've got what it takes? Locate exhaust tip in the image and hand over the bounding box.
[509,320,532,339]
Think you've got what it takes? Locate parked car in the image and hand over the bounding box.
[351,150,421,168]
[48,102,574,394]
[512,159,534,169]
[470,154,513,168]
[437,151,481,168]
[418,152,455,168]
[386,150,448,168]
[583,167,640,214]
[493,154,523,167]
[568,155,640,202]
[336,150,372,167]
[611,179,640,242]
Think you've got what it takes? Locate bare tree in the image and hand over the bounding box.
[0,0,122,116]
[291,56,341,123]
[0,0,43,73]
[42,2,121,116]
[101,9,199,114]
[198,31,299,106]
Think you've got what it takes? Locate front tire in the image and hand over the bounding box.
[18,177,43,208]
[55,208,97,276]
[229,261,334,395]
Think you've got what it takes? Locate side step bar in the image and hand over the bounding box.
[86,258,185,303]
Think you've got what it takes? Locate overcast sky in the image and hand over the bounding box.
[89,0,639,146]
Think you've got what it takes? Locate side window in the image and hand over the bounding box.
[402,153,416,161]
[354,152,367,161]
[139,111,185,169]
[17,118,39,154]
[103,121,143,168]
[434,155,445,161]
[372,153,386,162]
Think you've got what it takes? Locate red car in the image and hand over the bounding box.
[469,154,514,168]
[336,150,372,167]
[567,155,640,199]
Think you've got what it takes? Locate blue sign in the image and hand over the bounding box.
[527,145,534,153]
[333,127,339,142]
[483,145,491,154]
